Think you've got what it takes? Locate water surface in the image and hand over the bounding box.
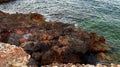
[0,0,120,63]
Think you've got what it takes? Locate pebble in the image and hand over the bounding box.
[71,65,76,67]
[52,66,58,67]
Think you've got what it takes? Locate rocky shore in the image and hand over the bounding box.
[0,10,112,66]
[0,0,10,3]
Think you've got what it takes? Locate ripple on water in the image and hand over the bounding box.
[0,0,120,63]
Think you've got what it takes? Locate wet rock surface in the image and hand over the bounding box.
[0,11,111,66]
[0,42,30,67]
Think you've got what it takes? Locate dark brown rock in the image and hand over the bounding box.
[0,11,111,65]
[0,0,10,3]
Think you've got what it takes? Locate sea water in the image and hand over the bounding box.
[0,0,120,63]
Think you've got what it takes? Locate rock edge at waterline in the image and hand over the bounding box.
[0,11,111,66]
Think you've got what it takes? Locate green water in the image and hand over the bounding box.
[0,0,120,63]
[76,18,120,63]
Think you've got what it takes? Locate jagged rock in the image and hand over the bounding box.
[0,42,30,67]
[0,11,111,65]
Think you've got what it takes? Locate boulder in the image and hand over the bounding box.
[0,42,30,67]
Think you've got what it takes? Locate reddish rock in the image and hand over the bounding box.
[30,13,46,23]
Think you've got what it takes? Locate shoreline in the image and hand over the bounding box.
[0,11,112,66]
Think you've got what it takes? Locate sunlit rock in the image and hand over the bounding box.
[0,42,30,67]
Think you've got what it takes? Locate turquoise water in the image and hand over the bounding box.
[78,19,120,63]
[0,0,120,63]
[77,18,120,63]
[75,0,120,63]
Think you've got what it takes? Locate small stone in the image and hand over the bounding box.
[71,65,76,67]
[52,66,58,67]
[96,64,102,67]
[117,64,120,67]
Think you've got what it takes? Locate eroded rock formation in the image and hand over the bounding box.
[0,11,111,66]
[0,42,30,67]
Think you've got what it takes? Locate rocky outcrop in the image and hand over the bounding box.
[0,42,30,67]
[0,11,111,66]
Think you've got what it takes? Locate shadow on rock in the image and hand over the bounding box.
[0,11,111,66]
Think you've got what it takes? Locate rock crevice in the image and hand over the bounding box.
[0,11,111,66]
